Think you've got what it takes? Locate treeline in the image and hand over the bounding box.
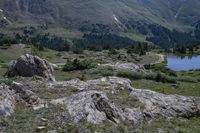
[2,22,200,52]
[14,27,70,51]
[15,26,145,51]
[123,21,200,48]
[16,33,70,51]
[126,43,149,55]
[73,33,143,50]
[164,43,200,54]
[146,25,198,48]
[0,33,19,46]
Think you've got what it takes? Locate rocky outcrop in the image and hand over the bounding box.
[102,62,146,73]
[123,108,144,123]
[10,82,47,110]
[49,76,132,92]
[6,54,55,81]
[130,88,200,119]
[51,91,124,124]
[87,76,132,89]
[0,81,47,116]
[51,76,200,124]
[0,84,15,116]
[49,79,89,91]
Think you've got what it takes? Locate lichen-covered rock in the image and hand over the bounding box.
[49,79,89,91]
[123,108,144,123]
[0,84,15,116]
[51,91,124,124]
[49,76,132,92]
[6,54,55,81]
[130,88,200,119]
[102,62,146,73]
[49,76,200,124]
[87,76,132,89]
[10,82,47,110]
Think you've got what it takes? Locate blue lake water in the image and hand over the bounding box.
[167,55,200,71]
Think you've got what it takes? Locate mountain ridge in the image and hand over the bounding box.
[1,0,200,30]
[1,0,200,48]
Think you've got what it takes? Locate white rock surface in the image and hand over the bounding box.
[51,91,124,124]
[0,84,15,116]
[102,62,146,73]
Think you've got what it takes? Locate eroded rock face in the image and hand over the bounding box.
[0,84,15,116]
[10,82,47,110]
[6,54,55,81]
[51,91,124,124]
[130,88,200,119]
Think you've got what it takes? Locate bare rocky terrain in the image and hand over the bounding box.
[0,54,199,132]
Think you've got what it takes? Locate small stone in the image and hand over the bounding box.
[37,126,46,131]
[41,118,47,122]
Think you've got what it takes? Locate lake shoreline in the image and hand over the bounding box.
[166,54,200,71]
[150,54,165,65]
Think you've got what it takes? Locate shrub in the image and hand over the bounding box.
[165,69,177,77]
[0,60,5,63]
[117,70,144,80]
[145,73,177,83]
[177,76,197,83]
[0,79,13,85]
[155,73,177,83]
[56,52,62,57]
[91,66,114,76]
[62,59,97,71]
[73,48,83,54]
[108,48,118,55]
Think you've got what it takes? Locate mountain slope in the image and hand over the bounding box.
[0,0,200,48]
[1,0,200,30]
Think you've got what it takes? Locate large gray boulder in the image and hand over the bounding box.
[0,84,16,116]
[6,54,55,81]
[51,91,124,124]
[130,88,200,119]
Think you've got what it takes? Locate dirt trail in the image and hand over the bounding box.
[151,54,165,65]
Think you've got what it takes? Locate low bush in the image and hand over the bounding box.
[0,60,5,63]
[63,59,97,71]
[108,48,118,55]
[115,70,177,83]
[73,48,84,54]
[177,76,198,83]
[117,70,144,80]
[142,72,177,83]
[0,79,13,85]
[91,66,114,77]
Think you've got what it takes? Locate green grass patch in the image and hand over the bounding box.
[132,79,200,97]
